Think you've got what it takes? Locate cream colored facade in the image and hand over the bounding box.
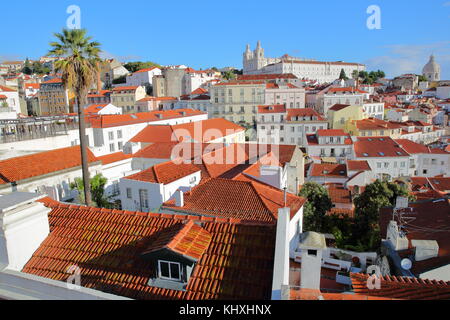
[327,105,365,130]
[37,80,74,116]
[210,81,265,125]
[110,86,146,114]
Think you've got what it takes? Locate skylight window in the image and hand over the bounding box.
[363,153,369,157]
[379,152,385,156]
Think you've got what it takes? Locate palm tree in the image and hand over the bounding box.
[48,29,101,206]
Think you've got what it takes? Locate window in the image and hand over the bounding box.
[126,188,132,199]
[109,143,115,152]
[158,260,181,281]
[117,130,123,139]
[108,132,114,140]
[307,249,317,256]
[118,141,123,150]
[139,189,149,210]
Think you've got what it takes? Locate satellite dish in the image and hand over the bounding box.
[401,258,412,270]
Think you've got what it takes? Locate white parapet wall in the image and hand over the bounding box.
[0,269,130,300]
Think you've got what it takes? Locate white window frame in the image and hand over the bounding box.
[158,260,182,281]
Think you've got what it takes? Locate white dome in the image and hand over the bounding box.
[422,55,441,74]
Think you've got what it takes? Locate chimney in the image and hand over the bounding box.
[175,190,184,207]
[271,208,290,300]
[0,192,50,271]
[298,232,326,290]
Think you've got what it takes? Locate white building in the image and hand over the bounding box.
[306,129,354,163]
[126,67,162,87]
[257,106,328,146]
[0,85,21,119]
[315,87,365,115]
[395,139,450,177]
[353,137,412,180]
[362,101,384,120]
[265,83,305,108]
[436,86,450,100]
[89,109,208,157]
[0,146,102,202]
[120,161,202,212]
[243,41,365,83]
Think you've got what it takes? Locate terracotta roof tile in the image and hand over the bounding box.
[350,273,450,300]
[97,152,132,165]
[163,178,306,223]
[347,160,371,171]
[0,146,98,184]
[125,161,200,184]
[23,202,276,300]
[310,163,347,177]
[354,137,409,158]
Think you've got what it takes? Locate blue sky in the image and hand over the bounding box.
[1,0,450,78]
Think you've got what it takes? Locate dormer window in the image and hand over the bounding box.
[158,260,181,281]
[142,221,212,291]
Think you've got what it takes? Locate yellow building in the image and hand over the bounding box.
[327,104,365,130]
[37,78,75,116]
[345,118,403,138]
[110,85,146,114]
[210,81,265,125]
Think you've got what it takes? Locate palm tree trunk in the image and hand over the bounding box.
[76,95,92,206]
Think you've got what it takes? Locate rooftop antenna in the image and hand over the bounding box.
[283,187,287,207]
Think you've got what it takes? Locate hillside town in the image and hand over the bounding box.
[0,36,449,303]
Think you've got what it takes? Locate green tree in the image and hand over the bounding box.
[418,74,428,82]
[222,70,236,80]
[352,70,359,80]
[70,174,112,208]
[124,61,162,73]
[22,58,33,75]
[352,180,412,251]
[31,61,51,75]
[49,28,102,206]
[299,182,333,232]
[339,68,348,80]
[112,75,127,84]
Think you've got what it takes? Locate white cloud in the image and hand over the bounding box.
[365,41,450,79]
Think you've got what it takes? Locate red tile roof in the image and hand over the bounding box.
[190,87,208,95]
[317,129,347,137]
[41,78,62,84]
[214,81,264,86]
[351,118,402,130]
[133,67,159,74]
[350,273,450,300]
[0,146,98,185]
[125,161,200,184]
[0,85,16,92]
[23,202,276,300]
[310,163,347,178]
[347,160,371,171]
[0,95,7,99]
[112,86,139,92]
[84,103,108,115]
[97,152,132,165]
[257,104,286,114]
[329,104,350,112]
[129,119,244,144]
[286,108,326,121]
[396,139,449,155]
[143,221,212,261]
[237,73,297,81]
[89,109,205,128]
[163,178,306,223]
[289,288,396,300]
[325,183,352,204]
[25,83,40,89]
[354,137,409,158]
